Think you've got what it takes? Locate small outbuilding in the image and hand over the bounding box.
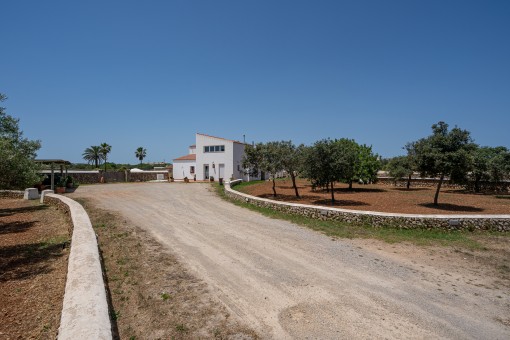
[35,159,71,190]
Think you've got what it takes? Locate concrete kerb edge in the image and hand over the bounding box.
[225,180,510,231]
[43,193,113,340]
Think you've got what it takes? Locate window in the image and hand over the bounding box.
[190,166,195,174]
[204,145,225,153]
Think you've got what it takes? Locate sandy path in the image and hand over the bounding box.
[71,183,509,339]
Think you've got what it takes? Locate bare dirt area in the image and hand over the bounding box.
[76,197,257,340]
[69,183,510,339]
[238,179,510,214]
[0,198,70,340]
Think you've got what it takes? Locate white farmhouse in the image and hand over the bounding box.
[173,133,259,182]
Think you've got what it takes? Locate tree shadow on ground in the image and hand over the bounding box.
[392,187,430,192]
[258,194,322,202]
[0,205,47,217]
[276,185,308,190]
[0,221,36,235]
[313,187,387,194]
[418,203,484,212]
[313,199,370,207]
[0,242,66,282]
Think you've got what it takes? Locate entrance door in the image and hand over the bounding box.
[204,165,209,180]
[218,163,225,180]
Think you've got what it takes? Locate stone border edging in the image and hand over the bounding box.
[225,180,510,231]
[43,193,112,340]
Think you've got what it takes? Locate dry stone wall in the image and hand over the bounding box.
[0,190,24,199]
[128,171,169,182]
[44,170,171,184]
[226,181,510,232]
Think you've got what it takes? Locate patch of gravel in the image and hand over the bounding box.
[78,197,257,339]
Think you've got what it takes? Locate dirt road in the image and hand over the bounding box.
[71,183,510,339]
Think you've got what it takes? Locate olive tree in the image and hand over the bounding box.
[471,146,510,192]
[333,138,359,190]
[242,143,263,178]
[386,155,414,187]
[301,139,339,203]
[353,144,380,186]
[412,121,476,205]
[0,93,42,189]
[279,141,306,198]
[242,142,285,197]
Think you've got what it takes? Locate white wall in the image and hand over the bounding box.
[233,142,246,180]
[191,134,260,182]
[172,160,196,180]
[196,134,231,180]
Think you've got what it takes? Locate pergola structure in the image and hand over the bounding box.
[35,159,72,190]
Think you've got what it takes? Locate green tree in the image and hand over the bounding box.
[82,145,102,168]
[412,121,476,205]
[301,139,340,203]
[386,155,413,187]
[471,146,510,192]
[243,142,296,197]
[100,142,112,172]
[261,142,285,197]
[353,144,380,187]
[332,138,359,190]
[242,143,263,179]
[277,141,305,198]
[0,93,42,189]
[135,147,147,165]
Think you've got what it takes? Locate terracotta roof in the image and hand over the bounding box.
[173,154,196,161]
[196,133,246,145]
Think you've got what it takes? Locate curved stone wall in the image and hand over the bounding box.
[225,180,510,232]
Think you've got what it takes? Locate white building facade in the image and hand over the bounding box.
[173,133,259,182]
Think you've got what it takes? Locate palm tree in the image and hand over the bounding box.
[82,146,102,168]
[135,147,147,165]
[100,143,112,172]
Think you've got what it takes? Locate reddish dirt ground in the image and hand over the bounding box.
[238,179,510,215]
[0,199,70,340]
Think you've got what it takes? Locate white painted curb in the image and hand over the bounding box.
[44,194,112,340]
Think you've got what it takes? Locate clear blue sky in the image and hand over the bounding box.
[2,0,509,164]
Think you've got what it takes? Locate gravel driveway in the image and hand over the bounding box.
[71,183,509,339]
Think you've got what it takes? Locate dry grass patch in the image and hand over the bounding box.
[0,198,70,339]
